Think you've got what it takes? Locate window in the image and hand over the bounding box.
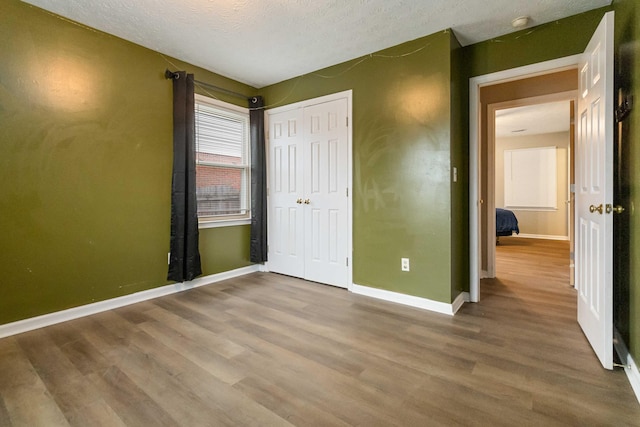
[504,146,557,210]
[194,94,250,225]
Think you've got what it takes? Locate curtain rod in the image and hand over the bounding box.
[194,79,250,101]
[165,69,251,101]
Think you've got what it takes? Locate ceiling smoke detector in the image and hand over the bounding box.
[511,16,530,29]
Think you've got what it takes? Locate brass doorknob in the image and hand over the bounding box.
[304,199,310,204]
[296,198,303,204]
[609,204,625,214]
[589,204,603,214]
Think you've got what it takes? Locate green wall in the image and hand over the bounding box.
[613,0,640,367]
[449,32,469,299]
[262,31,458,303]
[0,0,253,325]
[464,8,610,78]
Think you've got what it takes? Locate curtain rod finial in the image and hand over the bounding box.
[165,69,179,80]
[249,96,264,108]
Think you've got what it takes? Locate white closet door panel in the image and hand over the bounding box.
[303,99,349,287]
[267,108,304,278]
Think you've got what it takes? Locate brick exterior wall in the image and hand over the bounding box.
[196,152,245,216]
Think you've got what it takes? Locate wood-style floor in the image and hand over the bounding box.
[1,238,639,426]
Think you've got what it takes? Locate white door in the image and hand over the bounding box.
[267,94,351,289]
[576,11,614,370]
[268,108,304,278]
[303,99,350,287]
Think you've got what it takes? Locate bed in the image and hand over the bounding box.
[496,208,519,238]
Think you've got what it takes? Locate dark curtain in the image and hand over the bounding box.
[167,71,202,282]
[249,96,267,263]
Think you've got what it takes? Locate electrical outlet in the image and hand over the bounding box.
[401,258,410,272]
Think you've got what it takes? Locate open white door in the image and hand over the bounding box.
[576,11,614,370]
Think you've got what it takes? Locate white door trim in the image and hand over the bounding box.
[265,90,353,289]
[469,55,581,302]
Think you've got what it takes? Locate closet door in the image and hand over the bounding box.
[267,95,350,289]
[267,108,304,278]
[302,98,349,287]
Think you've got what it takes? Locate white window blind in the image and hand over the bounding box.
[194,95,250,221]
[195,104,247,159]
[504,146,557,210]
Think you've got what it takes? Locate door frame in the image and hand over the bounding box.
[264,90,353,289]
[484,92,576,279]
[469,55,580,301]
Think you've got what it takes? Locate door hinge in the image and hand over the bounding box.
[346,257,349,267]
[615,94,633,123]
[346,188,349,197]
[346,117,349,127]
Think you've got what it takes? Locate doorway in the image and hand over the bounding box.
[469,55,581,302]
[491,98,574,283]
[470,11,616,372]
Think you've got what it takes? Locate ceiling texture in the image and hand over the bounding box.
[495,101,571,138]
[21,0,611,88]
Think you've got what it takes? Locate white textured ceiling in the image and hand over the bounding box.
[495,101,571,138]
[21,0,611,88]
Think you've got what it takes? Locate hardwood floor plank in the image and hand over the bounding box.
[136,316,247,384]
[97,339,239,426]
[0,337,69,426]
[0,238,638,425]
[56,336,113,377]
[0,394,12,427]
[112,301,158,325]
[152,295,233,334]
[99,311,291,426]
[408,375,554,427]
[230,349,403,426]
[232,374,352,427]
[85,367,179,427]
[143,306,247,359]
[15,330,126,427]
[71,315,188,426]
[224,307,366,377]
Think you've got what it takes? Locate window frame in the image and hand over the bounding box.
[194,93,251,228]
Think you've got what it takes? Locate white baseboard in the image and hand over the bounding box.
[515,233,569,241]
[614,328,640,405]
[0,265,260,339]
[350,284,468,316]
[452,291,470,314]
